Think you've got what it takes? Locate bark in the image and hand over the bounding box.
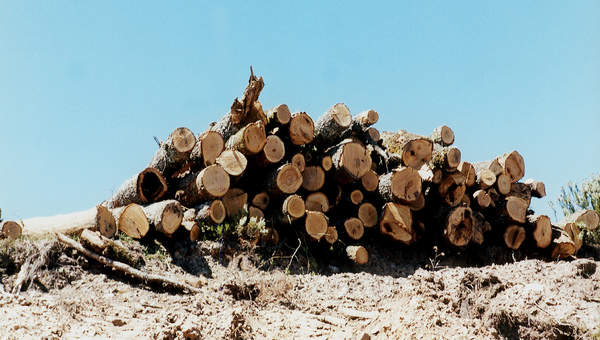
[346,245,369,265]
[305,211,328,241]
[175,165,230,207]
[381,130,433,170]
[443,206,474,247]
[305,192,330,213]
[302,166,326,192]
[79,229,142,267]
[112,204,150,239]
[328,140,372,183]
[109,168,168,208]
[527,214,552,249]
[225,120,267,155]
[377,167,422,204]
[222,188,248,218]
[314,103,352,146]
[457,161,476,187]
[430,125,455,146]
[148,127,196,178]
[251,192,270,211]
[379,203,414,244]
[1,221,22,240]
[504,225,526,250]
[358,202,378,228]
[418,164,443,185]
[264,163,303,196]
[143,200,184,236]
[429,145,461,171]
[216,149,248,177]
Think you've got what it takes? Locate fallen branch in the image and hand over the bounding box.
[56,232,199,293]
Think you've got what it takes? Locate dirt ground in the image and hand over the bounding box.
[1,235,599,339]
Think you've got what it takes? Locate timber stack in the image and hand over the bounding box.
[7,69,599,265]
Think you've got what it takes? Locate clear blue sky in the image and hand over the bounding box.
[1,1,598,221]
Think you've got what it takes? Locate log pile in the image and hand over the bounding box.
[11,69,600,266]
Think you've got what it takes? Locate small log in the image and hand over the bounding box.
[80,229,107,253]
[1,221,22,240]
[457,161,476,187]
[175,165,230,207]
[497,150,525,183]
[256,135,285,166]
[182,210,201,241]
[379,203,413,244]
[509,182,532,205]
[430,125,455,146]
[358,202,378,228]
[279,194,306,224]
[496,173,512,195]
[504,225,526,250]
[527,214,552,249]
[113,204,150,239]
[321,155,333,172]
[148,127,196,178]
[287,112,314,145]
[475,168,496,190]
[444,206,473,247]
[143,200,184,237]
[343,218,364,240]
[251,192,270,211]
[472,190,491,209]
[438,172,466,207]
[195,200,227,225]
[324,226,338,245]
[216,149,248,177]
[365,127,381,143]
[225,120,267,155]
[265,163,303,196]
[291,153,306,172]
[346,245,368,265]
[192,130,225,167]
[109,168,168,208]
[266,104,291,129]
[328,140,372,183]
[551,226,576,259]
[222,188,248,218]
[418,164,443,185]
[360,169,379,192]
[314,103,352,146]
[523,179,546,198]
[562,222,583,252]
[474,159,503,177]
[305,192,330,213]
[248,206,264,220]
[430,145,461,171]
[381,130,433,170]
[352,109,378,129]
[302,166,326,192]
[305,211,328,241]
[377,167,422,204]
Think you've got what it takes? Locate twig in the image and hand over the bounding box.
[12,242,51,294]
[286,238,301,273]
[56,232,199,293]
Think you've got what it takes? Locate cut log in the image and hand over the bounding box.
[551,226,576,259]
[192,130,225,167]
[457,161,476,187]
[418,164,443,185]
[430,145,461,171]
[438,172,466,207]
[143,200,184,236]
[222,188,248,218]
[256,135,285,166]
[305,211,328,241]
[527,214,552,249]
[291,153,306,172]
[471,211,491,245]
[504,225,526,250]
[474,159,503,177]
[251,192,270,211]
[287,112,314,145]
[109,168,168,208]
[20,206,116,237]
[523,179,546,198]
[497,150,525,183]
[498,196,528,224]
[248,206,264,220]
[509,182,532,205]
[95,205,117,238]
[148,127,196,177]
[1,221,22,240]
[358,202,378,228]
[379,203,413,244]
[563,222,583,252]
[360,169,379,192]
[346,245,368,265]
[324,226,338,245]
[430,125,455,146]
[266,104,291,128]
[561,210,600,231]
[352,109,378,129]
[261,227,280,245]
[377,167,422,204]
[79,229,142,267]
[381,130,433,170]
[321,155,333,172]
[407,192,426,211]
[314,103,352,146]
[365,127,381,143]
[328,140,372,183]
[195,200,227,225]
[305,192,330,213]
[443,206,473,247]
[113,204,150,239]
[80,229,107,253]
[475,168,496,190]
[216,149,248,177]
[182,217,201,242]
[279,194,306,224]
[349,189,364,205]
[460,193,471,207]
[472,190,491,209]
[496,173,512,195]
[265,163,303,196]
[343,218,364,240]
[302,166,326,192]
[225,120,267,155]
[175,165,230,207]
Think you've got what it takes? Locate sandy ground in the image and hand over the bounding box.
[1,237,599,339]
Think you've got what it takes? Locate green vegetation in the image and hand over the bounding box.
[200,213,268,243]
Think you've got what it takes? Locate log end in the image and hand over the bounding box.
[346,245,369,265]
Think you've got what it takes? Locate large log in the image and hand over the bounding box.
[430,125,455,146]
[287,112,314,146]
[475,168,496,190]
[561,209,600,231]
[216,149,248,177]
[314,103,352,146]
[328,140,372,183]
[381,130,433,170]
[190,130,225,167]
[443,206,474,247]
[377,167,422,204]
[264,163,303,196]
[496,196,528,224]
[509,182,532,205]
[438,172,466,207]
[379,203,413,244]
[497,150,525,183]
[148,127,196,178]
[266,104,291,129]
[360,169,379,192]
[19,205,116,237]
[255,135,285,166]
[143,200,184,237]
[175,165,230,207]
[112,204,150,239]
[225,120,267,155]
[527,214,552,249]
[305,211,328,241]
[109,168,168,208]
[495,173,512,195]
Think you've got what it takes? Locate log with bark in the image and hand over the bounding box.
[497,151,525,183]
[381,130,433,170]
[255,135,285,166]
[360,169,379,192]
[342,217,364,241]
[264,163,303,196]
[314,103,352,146]
[346,245,369,265]
[286,112,314,146]
[430,145,461,171]
[526,214,552,249]
[472,190,492,209]
[191,130,225,167]
[379,203,414,244]
[377,167,422,204]
[148,127,196,178]
[19,205,116,237]
[266,104,291,130]
[225,120,267,155]
[216,149,248,178]
[1,220,22,240]
[143,200,184,237]
[175,165,230,207]
[278,194,306,224]
[113,204,150,239]
[457,161,476,187]
[551,226,576,259]
[523,178,546,198]
[109,168,168,208]
[430,125,455,146]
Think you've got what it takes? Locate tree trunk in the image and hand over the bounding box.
[302,166,326,192]
[148,127,196,178]
[216,149,248,177]
[457,161,476,187]
[305,211,328,241]
[352,109,379,129]
[255,135,285,166]
[381,130,433,170]
[79,229,142,267]
[496,196,528,224]
[497,150,525,183]
[443,206,474,247]
[1,221,22,240]
[527,214,552,249]
[109,168,168,208]
[112,204,150,239]
[379,203,414,244]
[474,159,503,177]
[175,165,230,207]
[346,245,368,265]
[314,103,352,146]
[430,145,461,171]
[357,202,378,228]
[225,120,267,155]
[222,188,248,218]
[305,192,330,213]
[143,200,184,236]
[264,163,303,196]
[251,192,270,211]
[430,125,455,146]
